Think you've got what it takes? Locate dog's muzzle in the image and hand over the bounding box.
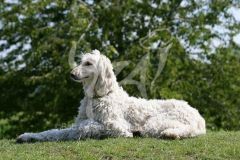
[70,70,89,81]
[70,72,78,80]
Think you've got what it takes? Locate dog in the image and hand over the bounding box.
[16,50,205,142]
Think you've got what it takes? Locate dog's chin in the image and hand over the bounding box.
[71,76,90,82]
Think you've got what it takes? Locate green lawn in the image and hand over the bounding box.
[0,131,239,159]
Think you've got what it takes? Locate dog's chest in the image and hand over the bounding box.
[86,99,95,119]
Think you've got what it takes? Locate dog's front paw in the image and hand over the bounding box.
[16,133,37,143]
[122,132,133,138]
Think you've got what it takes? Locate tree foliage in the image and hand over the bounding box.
[0,0,240,138]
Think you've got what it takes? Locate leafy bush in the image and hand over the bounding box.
[0,0,240,138]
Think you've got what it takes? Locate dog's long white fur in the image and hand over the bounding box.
[17,50,205,142]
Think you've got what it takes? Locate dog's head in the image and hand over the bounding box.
[70,50,117,97]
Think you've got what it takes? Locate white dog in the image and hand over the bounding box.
[16,50,205,142]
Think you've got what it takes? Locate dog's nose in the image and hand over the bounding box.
[70,72,77,79]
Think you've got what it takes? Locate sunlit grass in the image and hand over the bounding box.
[0,131,239,159]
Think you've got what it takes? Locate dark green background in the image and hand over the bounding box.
[0,0,239,138]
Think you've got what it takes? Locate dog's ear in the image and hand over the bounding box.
[94,56,115,97]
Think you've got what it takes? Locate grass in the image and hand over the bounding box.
[0,131,239,160]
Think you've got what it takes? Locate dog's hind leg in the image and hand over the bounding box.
[141,120,205,139]
[159,124,206,139]
[160,121,206,139]
[159,127,193,139]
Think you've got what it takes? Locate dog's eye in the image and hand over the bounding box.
[85,61,92,66]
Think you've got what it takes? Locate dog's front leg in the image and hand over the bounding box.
[103,119,133,138]
[16,119,105,143]
[16,128,79,143]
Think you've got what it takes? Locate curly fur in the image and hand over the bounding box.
[16,50,206,143]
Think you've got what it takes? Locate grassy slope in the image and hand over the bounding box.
[0,131,239,160]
